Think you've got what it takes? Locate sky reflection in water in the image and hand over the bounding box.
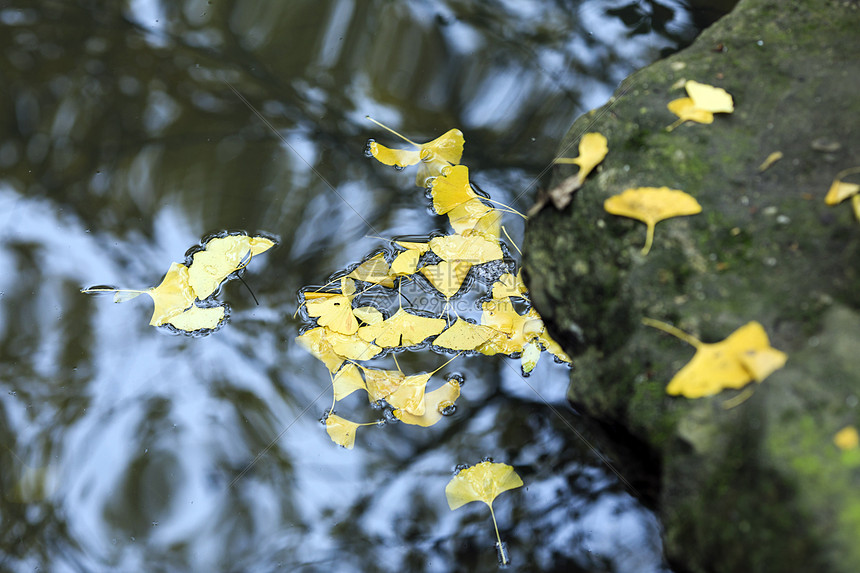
[0,0,701,570]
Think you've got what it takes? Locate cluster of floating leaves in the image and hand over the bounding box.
[297,121,571,452]
[82,233,276,333]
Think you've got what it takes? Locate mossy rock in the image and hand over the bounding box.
[524,0,860,571]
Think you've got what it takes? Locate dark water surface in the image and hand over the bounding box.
[1,1,704,571]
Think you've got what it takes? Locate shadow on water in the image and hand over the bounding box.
[0,1,730,571]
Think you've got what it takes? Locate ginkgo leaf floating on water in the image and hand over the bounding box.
[430,165,480,214]
[667,80,734,129]
[643,318,788,398]
[81,233,275,333]
[445,461,524,565]
[604,187,702,255]
[365,117,465,187]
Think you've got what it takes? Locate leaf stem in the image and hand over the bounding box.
[641,317,702,348]
[641,223,655,255]
[488,504,508,565]
[365,116,418,147]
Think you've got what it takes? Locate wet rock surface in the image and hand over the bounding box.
[524,0,860,571]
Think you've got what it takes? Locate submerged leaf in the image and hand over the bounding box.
[604,187,702,255]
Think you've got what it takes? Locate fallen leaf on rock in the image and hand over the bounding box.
[554,132,608,184]
[604,187,702,255]
[824,167,860,220]
[834,426,860,451]
[758,151,783,172]
[445,460,523,565]
[643,318,787,398]
[667,80,734,129]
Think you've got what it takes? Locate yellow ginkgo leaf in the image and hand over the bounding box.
[421,261,472,299]
[393,378,460,427]
[357,308,447,347]
[667,80,734,128]
[447,199,497,237]
[429,234,503,264]
[148,262,196,326]
[834,426,860,451]
[604,187,702,255]
[189,234,275,299]
[297,327,382,372]
[853,195,860,221]
[166,304,226,332]
[539,330,572,363]
[644,318,787,398]
[353,305,384,325]
[305,294,358,335]
[444,460,523,565]
[491,270,528,300]
[431,165,479,214]
[348,253,396,288]
[325,414,361,449]
[391,250,422,277]
[366,118,465,187]
[825,179,860,205]
[479,302,545,356]
[361,366,406,403]
[332,363,367,400]
[387,372,431,415]
[667,97,715,124]
[521,340,542,373]
[432,318,497,351]
[554,132,608,183]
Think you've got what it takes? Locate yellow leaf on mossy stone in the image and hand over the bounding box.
[644,318,787,398]
[834,426,860,451]
[667,80,734,128]
[325,414,361,449]
[189,234,275,299]
[554,132,608,183]
[393,379,460,427]
[604,187,702,255]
